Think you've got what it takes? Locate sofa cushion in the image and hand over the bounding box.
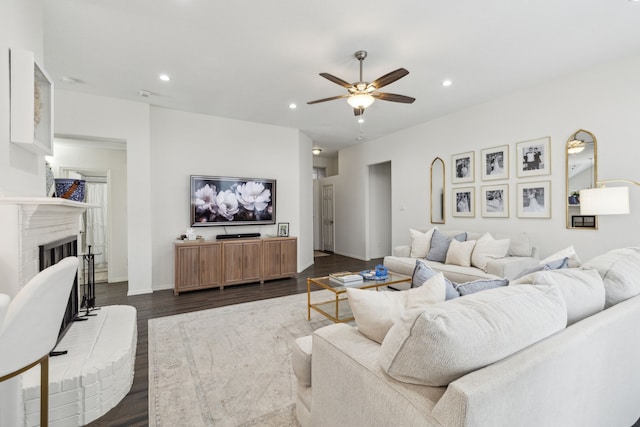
[409,227,437,258]
[426,229,467,263]
[379,285,567,386]
[411,259,459,300]
[455,278,509,296]
[445,239,477,267]
[346,273,447,344]
[470,233,511,271]
[581,247,640,308]
[512,268,605,325]
[540,245,582,268]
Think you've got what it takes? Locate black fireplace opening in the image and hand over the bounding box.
[39,235,79,343]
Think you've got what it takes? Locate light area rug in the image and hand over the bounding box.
[148,291,337,426]
[313,251,330,257]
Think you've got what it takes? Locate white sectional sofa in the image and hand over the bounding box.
[293,247,640,427]
[383,227,540,283]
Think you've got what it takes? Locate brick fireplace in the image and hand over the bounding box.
[0,197,88,298]
[0,198,137,426]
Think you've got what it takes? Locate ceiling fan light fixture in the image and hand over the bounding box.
[347,93,375,109]
[568,139,586,154]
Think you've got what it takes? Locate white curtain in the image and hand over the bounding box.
[85,182,108,267]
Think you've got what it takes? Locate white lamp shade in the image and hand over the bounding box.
[579,187,630,215]
[347,93,375,109]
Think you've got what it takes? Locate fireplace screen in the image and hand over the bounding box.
[39,235,79,342]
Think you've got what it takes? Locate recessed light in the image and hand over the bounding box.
[442,79,452,87]
[159,74,171,82]
[289,103,297,109]
[60,76,84,84]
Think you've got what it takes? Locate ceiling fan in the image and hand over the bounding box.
[307,50,416,116]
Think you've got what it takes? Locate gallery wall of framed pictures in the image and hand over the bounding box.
[449,136,552,220]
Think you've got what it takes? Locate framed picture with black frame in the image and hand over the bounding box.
[277,222,289,237]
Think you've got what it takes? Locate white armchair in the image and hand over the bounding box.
[0,256,79,426]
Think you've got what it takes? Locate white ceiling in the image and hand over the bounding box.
[43,0,640,157]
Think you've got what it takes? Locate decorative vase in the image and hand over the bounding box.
[54,178,86,202]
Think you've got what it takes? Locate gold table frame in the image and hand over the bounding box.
[307,272,412,323]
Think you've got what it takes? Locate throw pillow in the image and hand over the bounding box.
[540,246,582,268]
[507,233,533,257]
[379,285,567,386]
[581,247,640,308]
[511,257,569,283]
[523,268,605,325]
[426,229,466,263]
[470,233,511,272]
[346,273,447,344]
[445,239,477,267]
[411,259,459,300]
[455,278,509,296]
[409,227,437,258]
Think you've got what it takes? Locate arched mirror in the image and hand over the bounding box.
[566,129,598,229]
[430,157,445,224]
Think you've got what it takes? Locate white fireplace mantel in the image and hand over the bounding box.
[0,197,96,298]
[0,197,97,229]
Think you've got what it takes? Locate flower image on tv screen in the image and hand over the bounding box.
[191,175,276,226]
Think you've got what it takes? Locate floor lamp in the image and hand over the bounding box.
[579,179,640,215]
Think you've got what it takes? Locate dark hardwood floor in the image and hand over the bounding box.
[88,253,382,426]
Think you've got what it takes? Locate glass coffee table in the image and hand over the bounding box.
[307,272,411,323]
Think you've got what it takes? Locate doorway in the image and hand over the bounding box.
[61,168,109,283]
[49,136,128,285]
[321,184,335,252]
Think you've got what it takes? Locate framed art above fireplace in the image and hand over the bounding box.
[10,48,54,155]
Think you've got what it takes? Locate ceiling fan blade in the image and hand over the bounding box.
[307,94,348,105]
[354,108,364,116]
[320,73,354,89]
[369,68,409,90]
[373,92,416,104]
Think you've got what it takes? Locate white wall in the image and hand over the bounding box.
[149,107,312,290]
[368,162,392,259]
[54,90,153,295]
[0,2,45,423]
[334,54,640,262]
[297,131,314,271]
[313,156,338,177]
[47,139,129,282]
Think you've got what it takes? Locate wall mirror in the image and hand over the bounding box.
[430,157,445,224]
[566,129,598,229]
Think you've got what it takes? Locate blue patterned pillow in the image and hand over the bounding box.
[426,230,467,263]
[411,259,459,300]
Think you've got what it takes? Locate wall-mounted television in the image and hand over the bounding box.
[190,175,276,226]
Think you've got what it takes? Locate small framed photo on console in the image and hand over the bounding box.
[278,222,289,237]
